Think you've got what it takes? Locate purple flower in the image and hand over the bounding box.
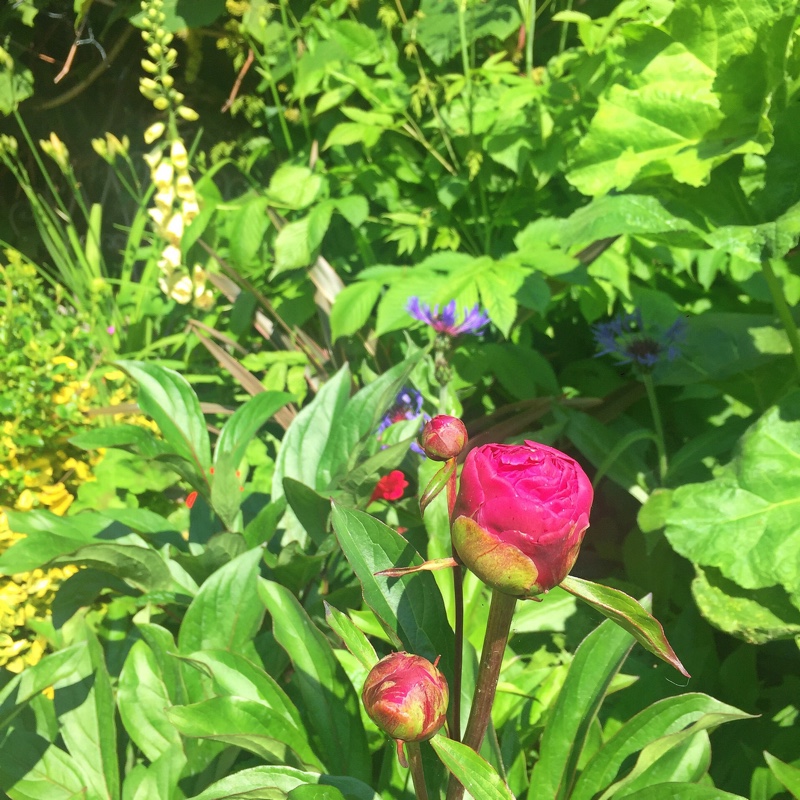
[106,325,116,335]
[407,298,489,337]
[378,387,427,454]
[593,309,686,370]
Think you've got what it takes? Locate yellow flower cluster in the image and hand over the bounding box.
[0,511,79,674]
[0,355,100,673]
[139,0,214,310]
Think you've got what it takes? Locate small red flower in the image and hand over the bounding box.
[370,470,409,503]
[186,491,198,509]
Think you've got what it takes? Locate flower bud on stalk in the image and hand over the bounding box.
[452,441,593,597]
[419,415,468,461]
[362,652,448,766]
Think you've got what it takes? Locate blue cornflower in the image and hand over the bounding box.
[407,297,490,337]
[378,387,427,454]
[593,309,686,370]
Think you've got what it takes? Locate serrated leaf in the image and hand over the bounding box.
[330,281,382,342]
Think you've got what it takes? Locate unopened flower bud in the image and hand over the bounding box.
[452,441,593,596]
[419,415,467,461]
[362,652,448,743]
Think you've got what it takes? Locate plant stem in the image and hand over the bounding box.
[446,589,516,800]
[405,741,429,800]
[762,258,800,380]
[641,371,667,485]
[525,0,536,75]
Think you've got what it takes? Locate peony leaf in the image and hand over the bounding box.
[430,735,514,800]
[559,576,689,678]
[324,603,379,671]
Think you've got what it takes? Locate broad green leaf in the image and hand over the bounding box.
[121,744,187,800]
[49,542,174,593]
[70,423,171,458]
[572,694,752,800]
[330,505,454,680]
[0,511,112,574]
[621,784,747,800]
[318,355,423,489]
[282,479,331,547]
[690,566,800,644]
[330,281,382,342]
[0,57,34,115]
[167,696,324,770]
[187,766,380,800]
[258,580,370,783]
[324,603,378,670]
[266,165,325,210]
[323,123,383,150]
[430,736,514,800]
[664,390,800,633]
[288,787,347,800]
[764,752,800,798]
[0,644,89,731]
[179,548,265,657]
[411,0,521,66]
[56,624,120,800]
[560,576,689,677]
[527,614,637,800]
[0,734,87,800]
[184,649,304,732]
[129,0,226,30]
[118,639,183,762]
[230,196,270,267]
[212,392,293,529]
[273,365,352,501]
[118,360,211,478]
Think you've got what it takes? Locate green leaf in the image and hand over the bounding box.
[56,624,120,800]
[274,204,333,274]
[690,566,800,644]
[230,196,271,267]
[620,786,747,800]
[560,576,689,677]
[664,389,800,635]
[334,195,369,228]
[527,613,637,800]
[572,694,753,800]
[117,360,211,478]
[183,650,304,731]
[70,423,171,458]
[266,165,325,210]
[179,548,265,657]
[258,580,370,783]
[324,123,383,150]
[764,752,800,799]
[330,281,382,342]
[0,644,89,731]
[0,58,34,115]
[118,639,183,762]
[324,602,378,670]
[129,0,226,31]
[212,392,293,528]
[430,736,514,800]
[0,734,88,800]
[283,478,331,547]
[411,0,521,66]
[121,745,187,800]
[330,505,454,677]
[167,696,324,770]
[186,766,380,800]
[0,511,112,574]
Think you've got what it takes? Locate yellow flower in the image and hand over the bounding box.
[15,489,35,511]
[51,355,78,369]
[52,383,77,405]
[36,483,74,516]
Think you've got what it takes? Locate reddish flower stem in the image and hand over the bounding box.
[446,588,517,800]
[405,741,429,800]
[447,461,463,743]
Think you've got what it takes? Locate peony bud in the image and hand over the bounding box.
[362,652,448,744]
[452,441,593,597]
[419,415,468,461]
